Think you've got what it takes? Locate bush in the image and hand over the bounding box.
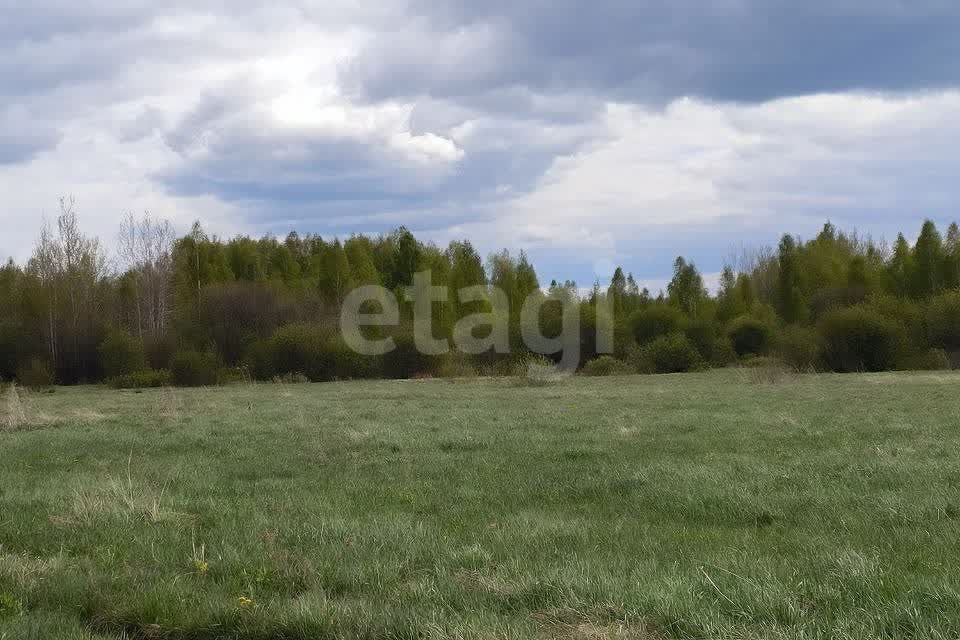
[218,366,251,384]
[17,357,54,390]
[636,333,700,374]
[581,355,633,377]
[432,352,477,379]
[727,316,773,357]
[900,348,952,371]
[927,291,960,351]
[244,339,276,381]
[108,369,172,389]
[98,331,146,379]
[383,332,432,379]
[869,294,924,352]
[629,305,685,345]
[144,333,177,371]
[245,325,382,382]
[0,322,28,381]
[327,336,382,380]
[268,323,332,382]
[777,326,822,371]
[171,351,219,387]
[710,336,738,368]
[684,317,717,361]
[818,306,902,372]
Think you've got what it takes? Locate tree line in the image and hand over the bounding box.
[2,199,959,386]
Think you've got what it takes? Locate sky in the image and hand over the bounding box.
[2,1,959,288]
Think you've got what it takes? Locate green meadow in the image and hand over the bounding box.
[2,370,960,639]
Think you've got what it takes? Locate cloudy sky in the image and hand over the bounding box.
[2,1,959,286]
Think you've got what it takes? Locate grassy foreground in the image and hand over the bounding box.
[2,371,960,639]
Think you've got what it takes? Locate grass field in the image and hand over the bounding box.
[2,371,960,639]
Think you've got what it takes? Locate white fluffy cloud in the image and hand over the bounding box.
[498,92,960,246]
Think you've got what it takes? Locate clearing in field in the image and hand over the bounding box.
[1,371,960,639]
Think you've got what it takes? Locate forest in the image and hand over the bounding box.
[2,197,959,387]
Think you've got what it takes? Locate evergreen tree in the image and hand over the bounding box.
[911,220,943,298]
[515,251,540,309]
[667,257,706,316]
[607,267,627,316]
[448,241,488,320]
[887,233,913,297]
[777,234,806,323]
[943,222,960,290]
[392,227,420,290]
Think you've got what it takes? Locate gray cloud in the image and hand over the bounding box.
[1,1,959,284]
[343,0,960,105]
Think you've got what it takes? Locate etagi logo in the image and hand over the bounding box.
[339,271,614,371]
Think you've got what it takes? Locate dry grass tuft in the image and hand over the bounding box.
[72,408,108,423]
[66,456,187,526]
[156,386,183,425]
[454,569,517,597]
[738,359,799,386]
[533,609,663,640]
[0,547,66,589]
[2,382,26,430]
[513,356,570,387]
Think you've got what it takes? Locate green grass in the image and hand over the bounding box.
[2,370,960,639]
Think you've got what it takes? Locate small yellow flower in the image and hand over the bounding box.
[193,559,209,576]
[237,595,255,610]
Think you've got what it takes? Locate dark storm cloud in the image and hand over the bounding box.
[342,0,960,104]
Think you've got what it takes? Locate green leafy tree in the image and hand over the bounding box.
[316,240,353,305]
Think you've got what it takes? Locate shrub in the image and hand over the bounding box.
[109,369,172,389]
[144,333,177,371]
[711,336,738,367]
[171,351,219,387]
[581,355,633,377]
[433,352,478,379]
[869,294,924,352]
[246,325,382,382]
[383,332,432,379]
[98,331,146,379]
[17,358,54,390]
[218,366,251,385]
[628,305,685,345]
[927,291,960,351]
[244,339,276,381]
[727,316,773,357]
[636,332,700,374]
[327,336,382,380]
[684,317,717,361]
[818,306,902,372]
[268,324,332,382]
[900,348,952,371]
[0,322,28,381]
[777,326,822,371]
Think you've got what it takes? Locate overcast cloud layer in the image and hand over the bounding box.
[2,1,959,284]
